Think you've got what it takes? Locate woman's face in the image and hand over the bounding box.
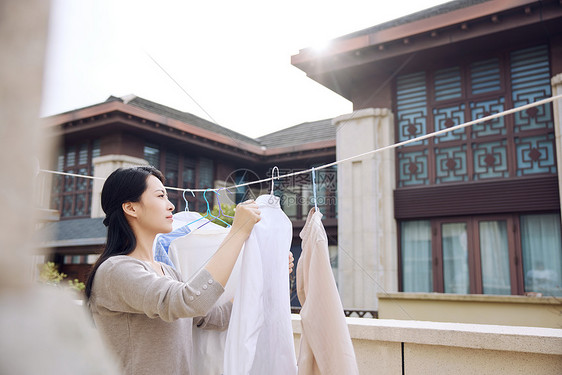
[134,175,175,235]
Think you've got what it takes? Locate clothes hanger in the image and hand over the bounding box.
[311,166,319,213]
[270,166,280,196]
[172,188,200,228]
[216,187,235,220]
[186,188,212,227]
[153,189,195,259]
[182,188,195,212]
[197,190,231,229]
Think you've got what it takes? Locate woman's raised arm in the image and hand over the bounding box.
[204,200,261,287]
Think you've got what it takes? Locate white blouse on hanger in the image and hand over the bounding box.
[166,211,242,375]
[224,194,297,375]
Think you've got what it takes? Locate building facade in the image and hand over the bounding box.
[292,0,562,309]
[37,0,562,315]
[38,95,338,304]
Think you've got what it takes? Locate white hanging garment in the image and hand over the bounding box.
[167,210,222,276]
[152,211,210,269]
[171,210,209,231]
[224,194,297,375]
[167,211,242,375]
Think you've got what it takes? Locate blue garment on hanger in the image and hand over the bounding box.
[154,225,192,269]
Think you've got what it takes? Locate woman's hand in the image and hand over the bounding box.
[288,251,294,274]
[231,200,261,239]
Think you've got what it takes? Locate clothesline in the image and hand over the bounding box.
[38,93,562,193]
[37,93,562,320]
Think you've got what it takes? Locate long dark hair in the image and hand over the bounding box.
[85,166,165,299]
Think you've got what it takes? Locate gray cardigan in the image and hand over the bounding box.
[89,255,231,375]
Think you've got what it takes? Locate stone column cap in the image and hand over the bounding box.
[333,108,391,126]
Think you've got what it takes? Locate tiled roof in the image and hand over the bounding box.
[37,217,106,247]
[334,0,492,41]
[107,95,336,149]
[113,95,262,146]
[256,118,335,148]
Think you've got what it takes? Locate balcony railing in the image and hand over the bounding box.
[291,315,562,374]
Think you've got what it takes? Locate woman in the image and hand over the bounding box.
[85,166,262,375]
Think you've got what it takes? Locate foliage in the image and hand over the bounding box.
[39,261,66,285]
[208,204,236,228]
[67,278,86,291]
[38,261,86,292]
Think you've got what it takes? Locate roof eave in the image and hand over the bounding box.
[292,0,544,76]
[42,100,266,155]
[262,139,336,156]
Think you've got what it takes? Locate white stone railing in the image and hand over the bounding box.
[291,315,562,374]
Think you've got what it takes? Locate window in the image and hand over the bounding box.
[479,220,511,295]
[165,151,179,184]
[86,254,99,264]
[179,157,196,211]
[278,166,337,220]
[198,158,214,188]
[51,140,99,218]
[164,151,179,211]
[396,44,556,187]
[143,143,160,169]
[316,166,337,219]
[197,158,214,211]
[399,213,562,296]
[62,255,85,265]
[521,214,562,296]
[401,220,432,292]
[182,158,196,188]
[441,222,470,294]
[145,142,215,213]
[280,184,305,220]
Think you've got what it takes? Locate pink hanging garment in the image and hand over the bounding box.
[297,207,359,375]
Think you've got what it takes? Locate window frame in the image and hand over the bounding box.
[398,213,559,295]
[52,139,99,219]
[394,43,555,188]
[144,144,215,213]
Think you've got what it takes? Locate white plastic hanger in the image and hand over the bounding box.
[270,166,280,195]
[311,166,319,213]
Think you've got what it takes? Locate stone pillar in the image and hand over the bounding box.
[334,108,398,310]
[551,74,562,221]
[91,155,148,218]
[0,0,50,288]
[0,1,120,373]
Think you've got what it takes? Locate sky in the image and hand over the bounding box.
[41,0,450,138]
